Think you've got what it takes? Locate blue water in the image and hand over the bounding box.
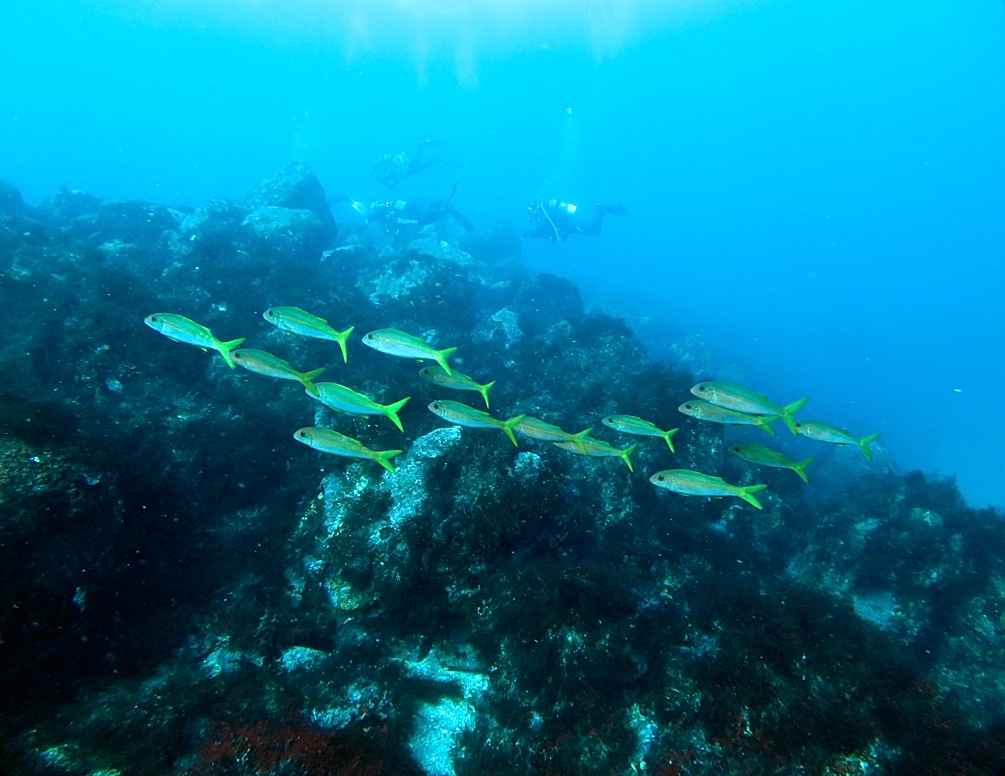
[3,0,1003,507]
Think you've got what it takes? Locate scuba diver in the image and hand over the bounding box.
[373,139,447,188]
[366,182,475,243]
[523,199,630,244]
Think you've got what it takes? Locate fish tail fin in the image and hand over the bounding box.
[781,398,810,435]
[383,397,411,432]
[758,415,780,437]
[335,326,354,363]
[218,338,246,368]
[436,346,458,376]
[300,367,327,397]
[739,483,768,509]
[503,415,525,447]
[571,427,594,454]
[663,427,680,453]
[793,457,815,483]
[859,433,881,461]
[374,449,403,473]
[479,380,496,409]
[620,444,638,473]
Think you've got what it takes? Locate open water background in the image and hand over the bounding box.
[2,0,1003,507]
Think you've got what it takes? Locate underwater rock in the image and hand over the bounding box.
[511,450,542,485]
[33,187,103,222]
[511,272,584,333]
[92,199,185,251]
[0,180,25,215]
[2,169,1004,776]
[253,161,338,244]
[472,307,523,350]
[405,236,474,266]
[242,205,328,263]
[367,257,432,307]
[0,433,122,728]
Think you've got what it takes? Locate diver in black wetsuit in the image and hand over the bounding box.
[367,182,475,242]
[373,140,447,188]
[523,199,630,244]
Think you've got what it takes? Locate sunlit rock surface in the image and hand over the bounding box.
[1,167,1003,775]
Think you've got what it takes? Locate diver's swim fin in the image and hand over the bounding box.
[452,209,476,233]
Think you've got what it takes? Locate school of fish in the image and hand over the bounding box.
[145,307,881,510]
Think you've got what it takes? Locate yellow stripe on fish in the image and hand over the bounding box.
[363,329,458,376]
[294,427,402,473]
[649,468,768,509]
[231,348,326,396]
[428,400,524,446]
[311,382,411,432]
[554,437,637,472]
[515,417,593,453]
[795,420,880,461]
[144,313,245,369]
[690,381,809,435]
[263,306,354,363]
[419,366,495,408]
[602,414,679,452]
[678,399,779,437]
[728,443,814,483]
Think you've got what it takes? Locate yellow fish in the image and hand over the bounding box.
[690,382,809,435]
[554,437,637,472]
[294,427,402,473]
[311,383,410,432]
[144,313,245,369]
[728,443,815,483]
[231,348,325,396]
[514,417,593,453]
[602,415,679,452]
[650,469,768,509]
[419,366,495,409]
[263,306,354,363]
[363,329,457,376]
[678,400,779,437]
[428,400,524,446]
[795,420,880,461]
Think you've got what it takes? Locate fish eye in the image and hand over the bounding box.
[697,385,706,391]
[149,316,157,322]
[685,404,692,409]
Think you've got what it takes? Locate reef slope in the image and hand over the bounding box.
[1,167,1003,775]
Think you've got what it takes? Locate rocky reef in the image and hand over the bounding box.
[1,166,1004,776]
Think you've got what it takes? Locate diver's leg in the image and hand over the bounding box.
[576,207,606,236]
[578,204,629,236]
[409,140,446,176]
[445,204,476,233]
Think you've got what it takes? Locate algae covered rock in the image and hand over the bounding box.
[1,167,1003,776]
[0,180,25,216]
